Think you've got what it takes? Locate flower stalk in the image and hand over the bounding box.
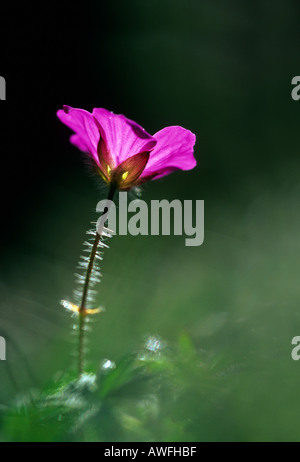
[78,184,116,377]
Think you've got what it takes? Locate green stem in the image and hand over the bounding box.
[78,184,116,377]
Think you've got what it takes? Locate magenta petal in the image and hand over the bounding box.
[57,106,100,165]
[141,126,196,180]
[69,134,90,153]
[92,108,156,166]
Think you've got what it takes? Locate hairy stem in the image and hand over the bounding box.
[78,184,116,377]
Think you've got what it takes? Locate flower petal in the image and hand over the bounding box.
[57,105,100,165]
[70,134,90,153]
[141,126,196,180]
[92,108,156,166]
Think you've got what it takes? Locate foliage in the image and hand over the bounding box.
[0,334,226,442]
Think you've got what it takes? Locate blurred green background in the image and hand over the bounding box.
[1,0,300,441]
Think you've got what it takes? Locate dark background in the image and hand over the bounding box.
[2,0,299,224]
[1,0,300,441]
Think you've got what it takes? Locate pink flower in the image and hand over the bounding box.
[57,105,196,190]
